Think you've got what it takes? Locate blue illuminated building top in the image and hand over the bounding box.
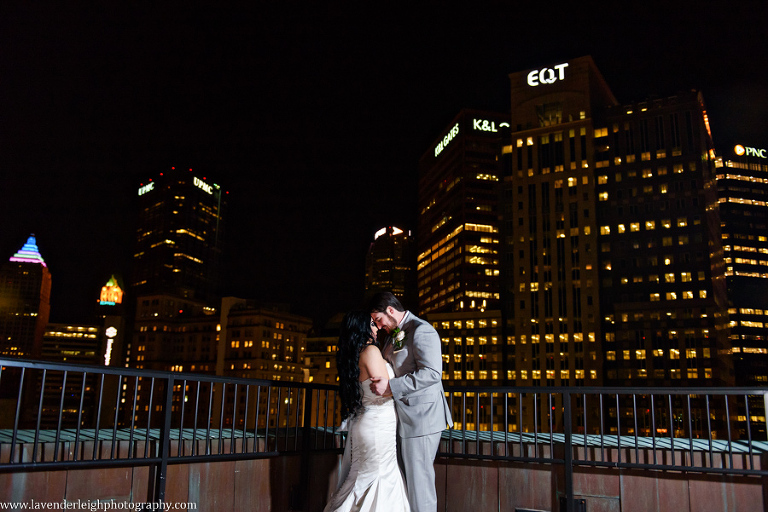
[9,235,47,267]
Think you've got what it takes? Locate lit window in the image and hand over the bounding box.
[645,220,656,230]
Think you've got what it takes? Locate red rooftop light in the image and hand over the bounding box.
[171,167,175,170]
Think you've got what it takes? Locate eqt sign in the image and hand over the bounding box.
[527,63,569,87]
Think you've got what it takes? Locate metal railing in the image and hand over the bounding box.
[441,384,768,511]
[1,358,767,512]
[0,358,341,509]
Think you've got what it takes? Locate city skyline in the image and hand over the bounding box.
[2,4,767,326]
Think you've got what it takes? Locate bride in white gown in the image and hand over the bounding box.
[324,311,410,512]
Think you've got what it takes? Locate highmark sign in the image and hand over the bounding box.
[527,63,569,87]
[735,144,767,159]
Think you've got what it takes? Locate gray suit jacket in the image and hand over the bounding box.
[382,312,453,438]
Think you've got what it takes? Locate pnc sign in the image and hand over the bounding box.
[735,144,767,159]
[527,63,569,87]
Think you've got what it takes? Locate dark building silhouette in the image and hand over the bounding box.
[364,226,416,306]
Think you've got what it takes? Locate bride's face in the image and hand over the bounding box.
[369,319,379,338]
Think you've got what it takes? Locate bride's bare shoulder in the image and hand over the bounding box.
[359,344,387,380]
[359,343,383,362]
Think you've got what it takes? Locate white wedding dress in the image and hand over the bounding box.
[324,364,410,512]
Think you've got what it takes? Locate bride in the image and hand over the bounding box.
[323,311,410,512]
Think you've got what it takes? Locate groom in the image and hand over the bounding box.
[369,292,453,512]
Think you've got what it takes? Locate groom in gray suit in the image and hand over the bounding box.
[369,292,453,512]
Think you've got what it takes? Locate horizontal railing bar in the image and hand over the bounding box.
[0,451,281,473]
[438,452,564,464]
[574,459,768,476]
[0,358,338,390]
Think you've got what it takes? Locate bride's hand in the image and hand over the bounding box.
[369,377,391,397]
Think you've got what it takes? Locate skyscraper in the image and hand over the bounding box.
[417,109,508,390]
[498,56,732,389]
[417,109,507,316]
[0,235,52,359]
[716,143,768,385]
[133,167,226,303]
[129,167,226,372]
[364,226,415,306]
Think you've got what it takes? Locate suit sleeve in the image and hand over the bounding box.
[389,322,443,399]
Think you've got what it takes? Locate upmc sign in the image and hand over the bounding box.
[527,63,569,87]
[735,144,767,159]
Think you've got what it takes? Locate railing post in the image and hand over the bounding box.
[563,390,573,512]
[298,387,314,511]
[153,374,175,504]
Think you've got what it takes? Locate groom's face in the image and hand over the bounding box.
[371,307,398,333]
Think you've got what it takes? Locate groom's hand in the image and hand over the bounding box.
[369,377,391,397]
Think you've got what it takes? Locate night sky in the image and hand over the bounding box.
[2,3,767,326]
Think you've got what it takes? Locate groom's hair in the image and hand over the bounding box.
[368,292,405,313]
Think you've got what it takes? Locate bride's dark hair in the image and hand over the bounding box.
[337,310,375,421]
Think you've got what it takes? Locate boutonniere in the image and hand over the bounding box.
[391,327,407,350]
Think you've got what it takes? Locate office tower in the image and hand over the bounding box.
[0,235,52,359]
[303,313,343,385]
[39,323,101,428]
[222,299,312,381]
[598,93,731,387]
[129,167,226,370]
[131,293,219,372]
[417,109,507,390]
[364,226,416,306]
[716,144,768,385]
[499,56,732,390]
[417,109,507,316]
[132,167,226,303]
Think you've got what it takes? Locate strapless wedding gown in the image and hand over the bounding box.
[324,364,410,512]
